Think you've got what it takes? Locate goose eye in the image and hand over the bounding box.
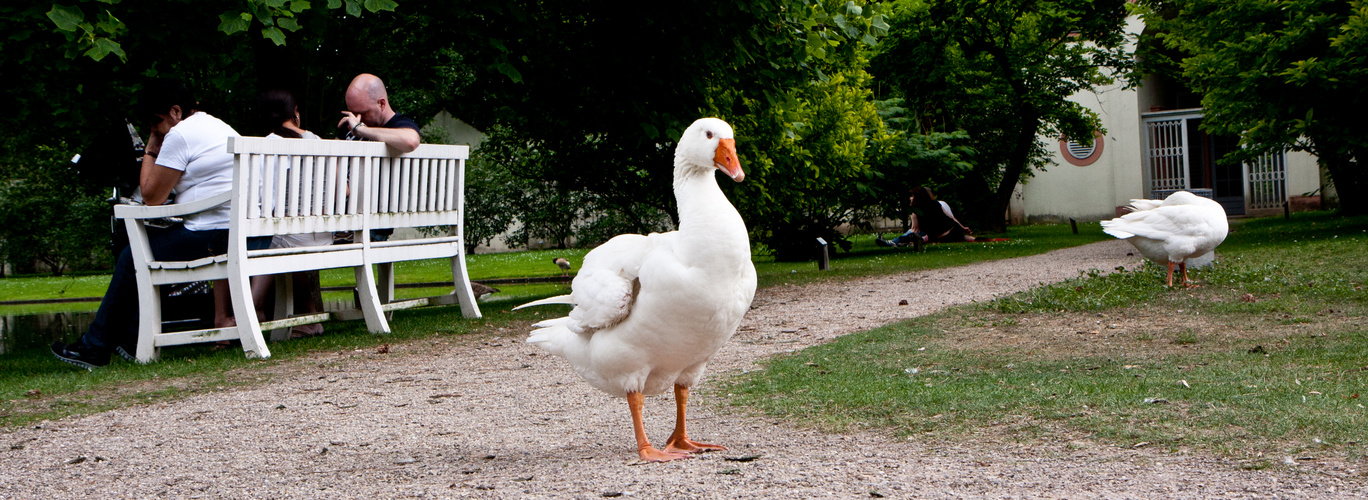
[706,131,714,139]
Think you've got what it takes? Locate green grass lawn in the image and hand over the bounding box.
[725,211,1368,465]
[0,222,1103,428]
[1,222,1104,302]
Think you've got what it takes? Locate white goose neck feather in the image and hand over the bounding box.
[671,118,748,259]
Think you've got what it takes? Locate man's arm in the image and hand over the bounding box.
[139,132,184,206]
[353,123,419,153]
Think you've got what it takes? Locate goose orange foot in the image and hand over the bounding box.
[664,437,726,455]
[638,445,691,462]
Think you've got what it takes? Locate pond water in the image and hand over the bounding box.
[0,311,96,354]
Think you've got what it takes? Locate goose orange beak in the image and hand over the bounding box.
[714,138,744,182]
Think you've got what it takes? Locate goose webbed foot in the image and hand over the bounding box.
[638,445,691,463]
[662,384,726,455]
[664,437,726,455]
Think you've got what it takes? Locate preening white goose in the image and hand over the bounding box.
[514,118,757,462]
[1101,190,1229,287]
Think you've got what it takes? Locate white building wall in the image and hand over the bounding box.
[1013,16,1147,222]
[1285,150,1320,197]
[1013,15,1324,222]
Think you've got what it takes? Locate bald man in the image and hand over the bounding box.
[337,73,421,153]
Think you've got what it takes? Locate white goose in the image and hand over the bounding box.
[1102,190,1229,286]
[514,118,757,462]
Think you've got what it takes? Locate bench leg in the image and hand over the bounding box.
[269,274,294,342]
[354,265,391,334]
[449,255,482,319]
[377,262,397,322]
[134,283,162,363]
[377,262,395,305]
[228,274,272,360]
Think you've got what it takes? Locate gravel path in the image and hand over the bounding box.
[3,239,1364,499]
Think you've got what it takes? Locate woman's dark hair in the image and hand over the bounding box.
[909,186,939,212]
[258,89,302,139]
[136,79,197,125]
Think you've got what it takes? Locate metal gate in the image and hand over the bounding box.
[1142,110,1287,212]
[1142,113,1198,194]
[1244,152,1287,211]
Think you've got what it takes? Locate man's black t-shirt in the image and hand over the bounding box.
[369,112,421,241]
[383,113,420,132]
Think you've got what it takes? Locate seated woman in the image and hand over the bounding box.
[877,187,975,248]
[249,89,330,338]
[52,80,269,369]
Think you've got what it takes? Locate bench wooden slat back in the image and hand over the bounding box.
[368,156,465,229]
[228,137,470,238]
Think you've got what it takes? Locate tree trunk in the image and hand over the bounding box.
[1320,148,1367,215]
[987,112,1042,233]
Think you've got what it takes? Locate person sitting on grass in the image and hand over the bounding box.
[877,186,975,248]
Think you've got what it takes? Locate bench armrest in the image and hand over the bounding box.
[113,192,232,220]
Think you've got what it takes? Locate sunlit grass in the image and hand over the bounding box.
[725,211,1368,462]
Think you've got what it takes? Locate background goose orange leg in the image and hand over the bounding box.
[663,385,726,454]
[628,392,689,462]
[1165,261,1177,287]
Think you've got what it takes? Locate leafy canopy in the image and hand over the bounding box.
[872,0,1134,229]
[1138,0,1368,214]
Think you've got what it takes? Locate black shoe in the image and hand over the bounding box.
[115,344,139,363]
[875,237,894,247]
[51,341,110,370]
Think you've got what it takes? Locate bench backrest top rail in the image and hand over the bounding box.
[228,136,469,160]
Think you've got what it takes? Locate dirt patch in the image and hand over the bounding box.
[940,307,1364,362]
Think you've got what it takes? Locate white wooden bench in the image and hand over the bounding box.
[114,137,483,363]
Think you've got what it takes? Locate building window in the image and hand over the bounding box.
[1059,132,1104,166]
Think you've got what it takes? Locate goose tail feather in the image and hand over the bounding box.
[512,294,575,310]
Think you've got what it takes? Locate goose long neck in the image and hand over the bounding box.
[673,163,749,258]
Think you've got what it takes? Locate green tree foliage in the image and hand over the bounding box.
[0,142,111,276]
[3,0,918,267]
[426,0,894,247]
[465,125,673,252]
[1139,0,1368,215]
[873,98,975,228]
[872,0,1134,230]
[721,64,899,261]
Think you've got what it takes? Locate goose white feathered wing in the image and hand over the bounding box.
[1101,190,1228,286]
[514,118,757,462]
